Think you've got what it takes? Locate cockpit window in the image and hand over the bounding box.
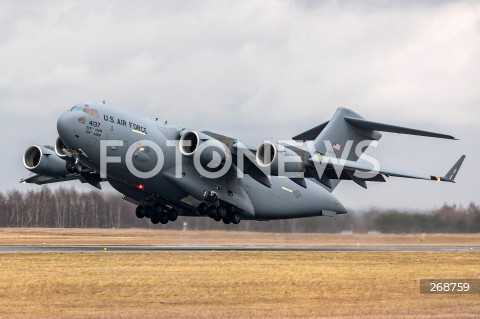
[90,109,99,118]
[70,105,99,118]
[70,105,83,112]
[82,107,100,118]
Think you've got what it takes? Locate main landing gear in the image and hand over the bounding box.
[134,191,242,225]
[196,192,242,224]
[135,205,178,225]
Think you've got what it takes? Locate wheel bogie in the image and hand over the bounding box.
[136,201,241,226]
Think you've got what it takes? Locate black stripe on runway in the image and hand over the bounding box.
[0,245,478,252]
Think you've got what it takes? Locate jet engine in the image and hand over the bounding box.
[179,130,201,157]
[54,136,70,158]
[179,130,230,169]
[256,142,304,176]
[23,145,69,177]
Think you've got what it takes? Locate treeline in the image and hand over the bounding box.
[0,188,478,233]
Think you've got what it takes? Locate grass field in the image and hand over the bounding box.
[1,228,480,247]
[1,229,479,318]
[0,251,479,319]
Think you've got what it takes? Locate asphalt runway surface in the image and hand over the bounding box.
[0,245,478,252]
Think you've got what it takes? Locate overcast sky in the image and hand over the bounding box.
[1,0,478,211]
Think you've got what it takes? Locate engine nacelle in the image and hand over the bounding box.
[179,130,200,156]
[54,136,70,158]
[179,130,230,169]
[256,142,304,176]
[23,145,68,177]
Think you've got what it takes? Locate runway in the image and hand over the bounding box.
[0,245,478,252]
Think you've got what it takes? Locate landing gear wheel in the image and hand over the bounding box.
[168,210,178,222]
[159,213,169,224]
[213,215,222,222]
[67,163,76,174]
[151,214,160,224]
[135,206,144,218]
[217,206,227,219]
[222,215,231,224]
[74,164,83,174]
[143,206,153,219]
[231,212,241,224]
[207,205,217,218]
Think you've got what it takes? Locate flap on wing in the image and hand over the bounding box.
[20,172,105,189]
[21,173,83,185]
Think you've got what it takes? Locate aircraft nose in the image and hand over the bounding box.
[57,111,76,147]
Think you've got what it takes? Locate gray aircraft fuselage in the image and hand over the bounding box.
[56,103,345,221]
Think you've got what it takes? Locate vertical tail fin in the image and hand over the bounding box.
[313,107,382,161]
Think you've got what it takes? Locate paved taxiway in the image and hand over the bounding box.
[0,245,478,252]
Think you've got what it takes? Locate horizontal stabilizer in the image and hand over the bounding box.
[344,116,456,140]
[292,121,329,141]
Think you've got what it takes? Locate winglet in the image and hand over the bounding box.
[431,155,465,183]
[444,155,465,182]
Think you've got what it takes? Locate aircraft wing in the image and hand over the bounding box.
[202,131,272,188]
[21,172,80,185]
[20,172,105,189]
[309,155,466,188]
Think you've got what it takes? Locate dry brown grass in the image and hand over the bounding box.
[1,229,479,318]
[0,251,479,319]
[1,228,480,247]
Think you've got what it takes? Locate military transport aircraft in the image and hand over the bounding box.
[21,103,465,225]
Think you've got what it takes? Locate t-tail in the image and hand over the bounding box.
[293,107,465,190]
